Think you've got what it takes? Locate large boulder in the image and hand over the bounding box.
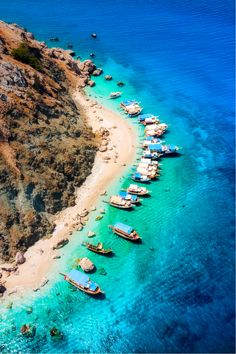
[92,68,103,76]
[88,80,95,87]
[81,60,96,74]
[15,251,26,265]
[79,257,94,272]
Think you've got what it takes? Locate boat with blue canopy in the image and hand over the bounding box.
[120,99,138,108]
[120,99,142,117]
[109,222,141,241]
[143,137,163,147]
[142,150,161,160]
[109,195,133,209]
[118,190,140,204]
[138,114,160,125]
[60,269,102,295]
[132,172,150,183]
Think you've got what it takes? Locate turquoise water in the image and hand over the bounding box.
[0,1,235,353]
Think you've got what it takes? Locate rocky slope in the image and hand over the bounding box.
[0,21,99,261]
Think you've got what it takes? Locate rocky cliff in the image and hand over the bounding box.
[0,21,99,261]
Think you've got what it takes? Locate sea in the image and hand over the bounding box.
[0,0,235,353]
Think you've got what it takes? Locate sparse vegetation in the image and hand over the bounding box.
[11,43,42,71]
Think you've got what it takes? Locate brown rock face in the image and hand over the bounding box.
[0,21,97,261]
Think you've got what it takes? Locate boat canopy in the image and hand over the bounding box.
[121,99,137,106]
[67,269,89,286]
[138,113,154,120]
[114,222,133,234]
[169,144,177,151]
[149,144,163,152]
[134,172,142,178]
[119,191,138,201]
[129,184,138,189]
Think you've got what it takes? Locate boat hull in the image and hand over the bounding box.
[86,246,112,255]
[64,277,102,295]
[112,229,141,242]
[109,202,133,209]
[127,190,149,196]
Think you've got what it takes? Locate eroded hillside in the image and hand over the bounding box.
[0,21,98,261]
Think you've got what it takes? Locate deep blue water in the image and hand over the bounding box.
[0,1,235,353]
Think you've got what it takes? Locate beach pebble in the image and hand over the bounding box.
[100,190,107,196]
[6,302,13,309]
[79,209,89,217]
[52,255,61,260]
[99,146,107,152]
[90,206,96,211]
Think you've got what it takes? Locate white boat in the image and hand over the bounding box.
[109,91,122,99]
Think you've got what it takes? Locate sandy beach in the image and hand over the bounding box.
[0,89,137,300]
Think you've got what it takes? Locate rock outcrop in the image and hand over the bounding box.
[0,21,98,261]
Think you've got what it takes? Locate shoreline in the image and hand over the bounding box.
[0,89,137,300]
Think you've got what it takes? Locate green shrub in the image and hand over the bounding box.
[11,43,42,71]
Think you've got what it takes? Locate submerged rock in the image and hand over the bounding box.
[98,267,107,276]
[117,81,125,87]
[50,327,63,339]
[20,324,36,337]
[25,306,33,314]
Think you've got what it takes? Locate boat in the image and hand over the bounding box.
[140,157,160,167]
[82,242,113,255]
[126,184,150,196]
[147,143,179,155]
[120,99,142,117]
[132,172,150,183]
[142,137,163,147]
[126,104,142,117]
[138,114,160,125]
[142,150,162,160]
[136,166,158,179]
[109,91,122,99]
[118,190,140,204]
[120,99,139,109]
[145,123,168,137]
[60,269,102,295]
[109,195,133,209]
[161,144,180,155]
[109,222,141,242]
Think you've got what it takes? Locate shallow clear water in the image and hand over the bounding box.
[0,1,235,352]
